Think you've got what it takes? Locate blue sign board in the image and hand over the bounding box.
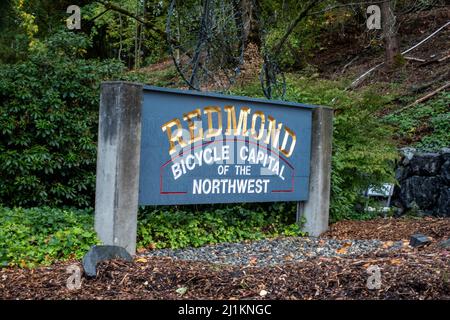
[138,86,314,205]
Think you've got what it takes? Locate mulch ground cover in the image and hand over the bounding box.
[323,217,450,249]
[1,217,449,300]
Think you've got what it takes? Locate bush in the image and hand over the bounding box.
[0,207,98,267]
[384,92,450,152]
[0,204,302,267]
[0,31,124,207]
[232,76,398,221]
[137,203,303,249]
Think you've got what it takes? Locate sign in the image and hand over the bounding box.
[94,82,332,253]
[138,86,314,205]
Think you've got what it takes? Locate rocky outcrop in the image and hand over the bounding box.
[392,147,450,217]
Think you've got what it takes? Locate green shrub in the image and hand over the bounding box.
[137,203,303,249]
[0,30,124,207]
[0,204,302,267]
[384,92,450,152]
[0,207,98,267]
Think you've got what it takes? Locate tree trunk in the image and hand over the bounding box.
[381,0,400,68]
[240,0,261,47]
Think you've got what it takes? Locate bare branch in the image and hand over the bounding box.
[95,0,165,38]
[348,20,450,89]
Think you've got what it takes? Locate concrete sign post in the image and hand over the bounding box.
[296,107,333,236]
[95,82,142,254]
[94,81,333,254]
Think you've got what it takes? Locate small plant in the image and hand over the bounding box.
[0,207,98,267]
[384,92,450,151]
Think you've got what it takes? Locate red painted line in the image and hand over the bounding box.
[271,173,295,193]
[160,192,187,195]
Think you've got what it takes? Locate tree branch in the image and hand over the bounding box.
[271,0,323,58]
[95,0,165,38]
[348,20,450,89]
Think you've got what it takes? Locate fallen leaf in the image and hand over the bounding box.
[382,241,394,249]
[336,242,352,254]
[135,257,148,263]
[390,259,402,265]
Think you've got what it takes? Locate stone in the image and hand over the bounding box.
[82,245,133,277]
[438,238,450,249]
[441,147,450,161]
[437,187,450,217]
[409,153,442,176]
[441,160,450,183]
[395,166,409,182]
[400,147,416,166]
[400,176,442,210]
[409,234,432,248]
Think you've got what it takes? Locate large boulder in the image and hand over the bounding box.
[441,147,450,161]
[395,166,409,182]
[441,159,450,184]
[82,245,133,277]
[400,176,442,212]
[409,153,442,176]
[437,187,450,217]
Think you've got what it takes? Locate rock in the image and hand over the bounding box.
[400,176,442,210]
[441,160,450,183]
[82,245,133,277]
[409,153,442,176]
[437,187,450,217]
[441,147,450,161]
[395,166,409,182]
[259,289,268,297]
[438,238,450,249]
[400,147,416,166]
[409,234,432,248]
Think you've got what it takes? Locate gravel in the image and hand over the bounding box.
[143,237,404,267]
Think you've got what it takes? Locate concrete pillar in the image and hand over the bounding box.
[297,106,333,236]
[95,81,143,255]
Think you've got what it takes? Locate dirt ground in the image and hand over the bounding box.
[0,217,449,300]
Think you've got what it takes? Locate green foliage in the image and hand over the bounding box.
[233,76,398,221]
[0,206,98,267]
[0,30,124,207]
[83,0,169,68]
[125,65,179,87]
[259,1,331,70]
[0,204,302,267]
[384,92,450,151]
[137,203,304,249]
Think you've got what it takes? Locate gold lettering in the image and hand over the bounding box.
[204,106,222,138]
[183,109,203,144]
[223,106,251,136]
[264,116,283,148]
[161,118,187,155]
[279,126,297,157]
[250,111,265,140]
